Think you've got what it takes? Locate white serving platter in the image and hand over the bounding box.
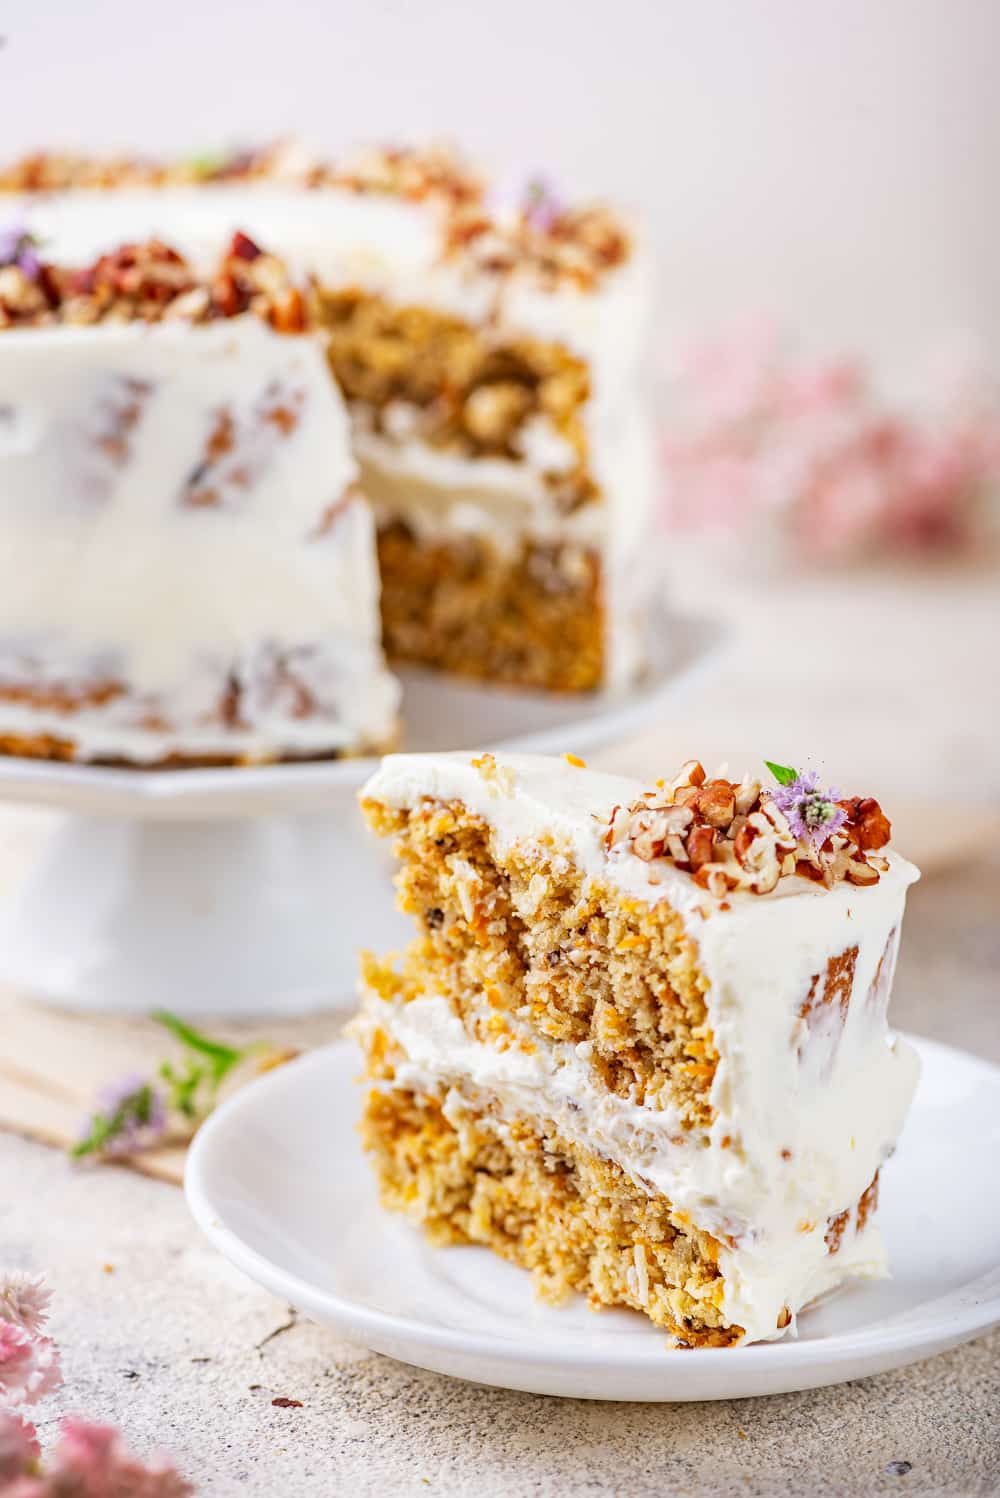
[185,1033,1000,1402]
[0,612,724,1015]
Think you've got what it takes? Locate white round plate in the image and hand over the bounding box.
[0,613,724,1015]
[185,1033,1000,1401]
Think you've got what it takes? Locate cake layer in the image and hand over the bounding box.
[357,750,920,1343]
[0,238,399,763]
[318,289,592,494]
[358,1027,887,1347]
[360,1077,739,1346]
[376,524,605,690]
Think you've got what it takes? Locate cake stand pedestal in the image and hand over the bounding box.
[0,612,724,1017]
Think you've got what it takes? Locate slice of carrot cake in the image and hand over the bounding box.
[0,226,399,765]
[353,750,920,1347]
[3,142,652,692]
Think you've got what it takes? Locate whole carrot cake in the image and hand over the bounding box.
[0,226,399,765]
[2,142,653,692]
[353,750,920,1347]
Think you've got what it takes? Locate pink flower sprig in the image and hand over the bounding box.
[0,1275,194,1494]
[0,1276,52,1339]
[0,1412,40,1483]
[765,761,847,851]
[0,1323,61,1408]
[0,1414,193,1497]
[659,326,1000,558]
[0,1273,62,1410]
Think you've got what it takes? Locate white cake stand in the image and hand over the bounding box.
[0,613,724,1017]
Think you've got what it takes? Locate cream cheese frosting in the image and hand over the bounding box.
[8,185,647,368]
[0,317,399,760]
[357,751,921,1343]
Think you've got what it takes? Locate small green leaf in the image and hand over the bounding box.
[153,1010,244,1073]
[159,1059,206,1120]
[765,760,799,787]
[187,150,226,178]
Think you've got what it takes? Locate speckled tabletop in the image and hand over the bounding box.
[3,857,999,1498]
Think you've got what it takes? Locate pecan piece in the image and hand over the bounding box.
[686,824,717,868]
[693,780,737,829]
[211,271,252,317]
[732,804,795,894]
[840,797,891,851]
[669,759,706,798]
[229,230,263,261]
[268,286,307,333]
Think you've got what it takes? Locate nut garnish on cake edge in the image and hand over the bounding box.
[605,759,892,900]
[0,226,310,332]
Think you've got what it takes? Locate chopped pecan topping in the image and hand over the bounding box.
[604,759,893,901]
[1,142,633,291]
[839,797,892,851]
[0,231,314,333]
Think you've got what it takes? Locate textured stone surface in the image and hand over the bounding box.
[2,861,999,1497]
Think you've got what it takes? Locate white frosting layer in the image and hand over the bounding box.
[14,187,648,371]
[0,318,399,760]
[358,751,922,1343]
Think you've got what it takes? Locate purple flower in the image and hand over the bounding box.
[73,1075,167,1159]
[521,174,564,232]
[488,171,565,233]
[769,768,847,850]
[0,224,42,281]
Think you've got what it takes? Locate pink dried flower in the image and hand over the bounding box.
[45,1418,194,1498]
[660,327,1000,559]
[0,1272,192,1496]
[0,1274,52,1337]
[0,1322,62,1407]
[0,1412,40,1482]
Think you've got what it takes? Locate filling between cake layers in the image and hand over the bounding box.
[356,752,922,1346]
[356,985,886,1347]
[360,1074,738,1346]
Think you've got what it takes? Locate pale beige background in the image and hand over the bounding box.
[4,0,999,377]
